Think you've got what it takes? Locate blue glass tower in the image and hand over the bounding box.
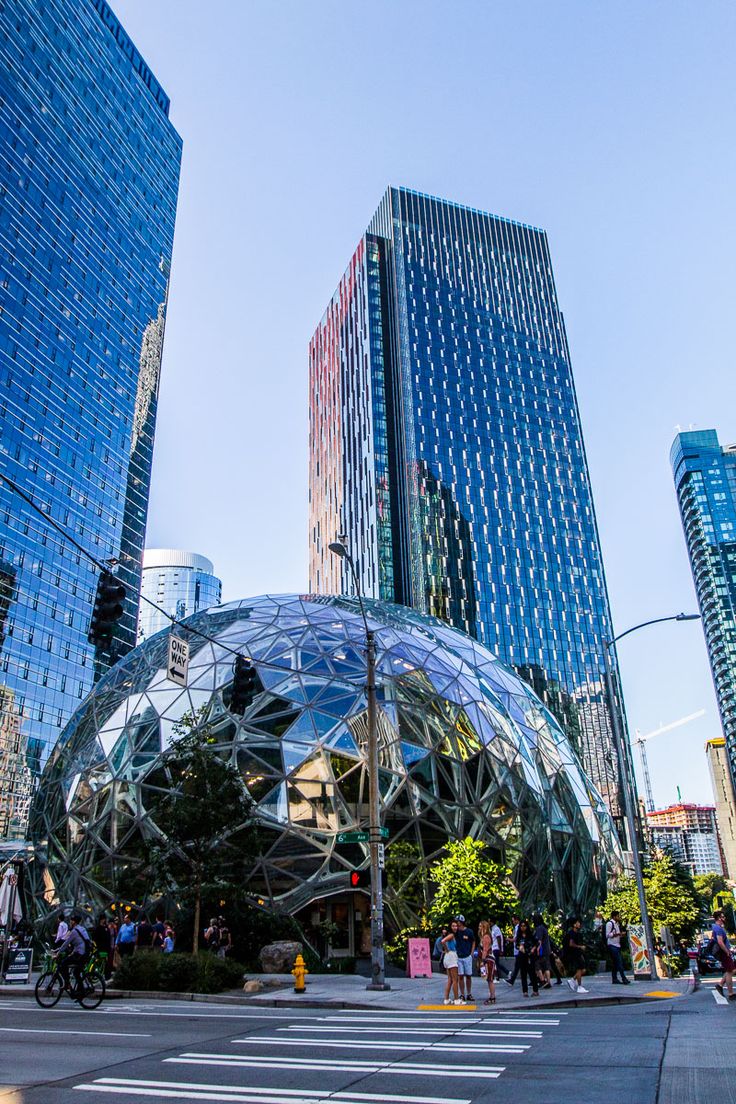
[671,430,736,788]
[309,187,623,820]
[0,0,181,837]
[138,550,222,642]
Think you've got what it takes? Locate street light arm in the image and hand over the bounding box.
[606,613,700,649]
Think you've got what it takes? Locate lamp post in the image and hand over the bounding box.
[329,539,389,991]
[604,612,700,980]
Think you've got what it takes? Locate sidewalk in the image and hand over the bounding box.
[2,969,691,1010]
[232,970,690,1011]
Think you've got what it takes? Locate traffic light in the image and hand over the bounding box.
[349,869,370,889]
[230,654,258,715]
[88,571,126,647]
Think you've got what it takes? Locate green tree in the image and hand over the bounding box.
[693,871,728,911]
[428,837,518,926]
[144,710,258,952]
[604,852,702,943]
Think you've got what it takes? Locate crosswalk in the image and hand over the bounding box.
[73,1008,567,1102]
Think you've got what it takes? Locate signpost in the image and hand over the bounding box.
[167,633,190,687]
[337,828,388,844]
[4,946,33,984]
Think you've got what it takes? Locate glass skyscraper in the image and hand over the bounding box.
[138,549,222,642]
[672,430,736,788]
[309,187,624,821]
[0,0,181,837]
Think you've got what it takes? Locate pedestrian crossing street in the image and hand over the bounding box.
[73,1008,568,1103]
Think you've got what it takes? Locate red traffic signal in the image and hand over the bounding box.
[349,869,370,889]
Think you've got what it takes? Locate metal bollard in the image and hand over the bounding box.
[292,953,308,993]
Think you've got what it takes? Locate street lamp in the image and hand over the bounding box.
[328,539,389,991]
[603,612,700,979]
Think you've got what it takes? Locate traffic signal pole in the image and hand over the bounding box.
[365,628,388,991]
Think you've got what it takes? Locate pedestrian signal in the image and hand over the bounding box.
[349,869,370,889]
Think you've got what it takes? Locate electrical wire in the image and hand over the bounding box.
[0,467,264,667]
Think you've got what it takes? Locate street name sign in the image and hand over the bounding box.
[336,827,389,844]
[167,633,190,687]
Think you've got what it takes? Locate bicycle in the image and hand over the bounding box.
[34,945,106,1009]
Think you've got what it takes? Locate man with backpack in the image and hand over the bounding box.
[605,910,630,984]
[711,909,735,1001]
[55,915,91,1000]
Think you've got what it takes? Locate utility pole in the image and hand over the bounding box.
[329,539,389,991]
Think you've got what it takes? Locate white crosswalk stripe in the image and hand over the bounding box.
[276,1024,543,1037]
[75,1079,471,1103]
[165,1055,504,1080]
[229,1035,528,1053]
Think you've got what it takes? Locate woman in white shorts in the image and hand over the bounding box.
[441,920,461,1004]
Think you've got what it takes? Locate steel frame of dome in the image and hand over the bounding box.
[29,594,621,921]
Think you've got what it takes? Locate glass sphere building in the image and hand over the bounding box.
[30,594,621,927]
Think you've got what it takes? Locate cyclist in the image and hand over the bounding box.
[55,915,91,1000]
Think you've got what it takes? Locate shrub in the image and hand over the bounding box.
[112,951,246,993]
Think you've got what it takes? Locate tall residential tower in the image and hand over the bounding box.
[0,0,181,836]
[309,187,625,820]
[671,430,736,790]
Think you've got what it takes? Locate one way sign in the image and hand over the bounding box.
[167,633,190,687]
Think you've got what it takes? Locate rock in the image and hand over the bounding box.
[258,940,303,974]
[243,979,263,994]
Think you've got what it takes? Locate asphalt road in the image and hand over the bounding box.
[0,988,732,1104]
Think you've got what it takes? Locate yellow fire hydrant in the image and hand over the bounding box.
[292,953,308,993]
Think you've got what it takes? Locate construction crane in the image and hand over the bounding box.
[635,710,706,813]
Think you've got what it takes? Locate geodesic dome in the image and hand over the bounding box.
[30,593,621,919]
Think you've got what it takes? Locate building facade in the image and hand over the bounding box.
[706,736,736,879]
[647,803,725,876]
[138,550,222,641]
[671,430,736,790]
[0,0,182,836]
[309,187,625,822]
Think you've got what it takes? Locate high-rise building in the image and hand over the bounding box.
[706,736,736,879]
[138,550,222,641]
[309,187,625,819]
[647,803,725,876]
[671,430,736,789]
[0,0,182,836]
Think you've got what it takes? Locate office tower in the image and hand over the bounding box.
[647,803,725,876]
[0,0,182,836]
[671,430,736,789]
[309,187,625,821]
[706,736,736,878]
[138,550,222,641]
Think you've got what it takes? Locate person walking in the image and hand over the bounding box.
[53,914,69,949]
[163,925,176,954]
[116,916,137,959]
[514,919,539,997]
[454,916,476,1003]
[506,915,521,986]
[605,910,630,985]
[712,909,735,1001]
[204,918,221,953]
[532,914,552,989]
[478,920,497,1004]
[563,918,588,993]
[491,920,511,979]
[441,920,462,1004]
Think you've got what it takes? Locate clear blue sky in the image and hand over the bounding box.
[115,0,735,808]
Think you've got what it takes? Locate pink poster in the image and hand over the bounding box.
[406,937,432,978]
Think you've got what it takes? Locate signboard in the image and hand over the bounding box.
[4,946,33,984]
[628,924,651,977]
[377,843,385,869]
[167,633,190,687]
[336,827,389,844]
[406,937,432,978]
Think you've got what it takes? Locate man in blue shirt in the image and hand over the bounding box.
[116,918,137,958]
[712,910,735,1001]
[454,915,476,1003]
[56,915,91,999]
